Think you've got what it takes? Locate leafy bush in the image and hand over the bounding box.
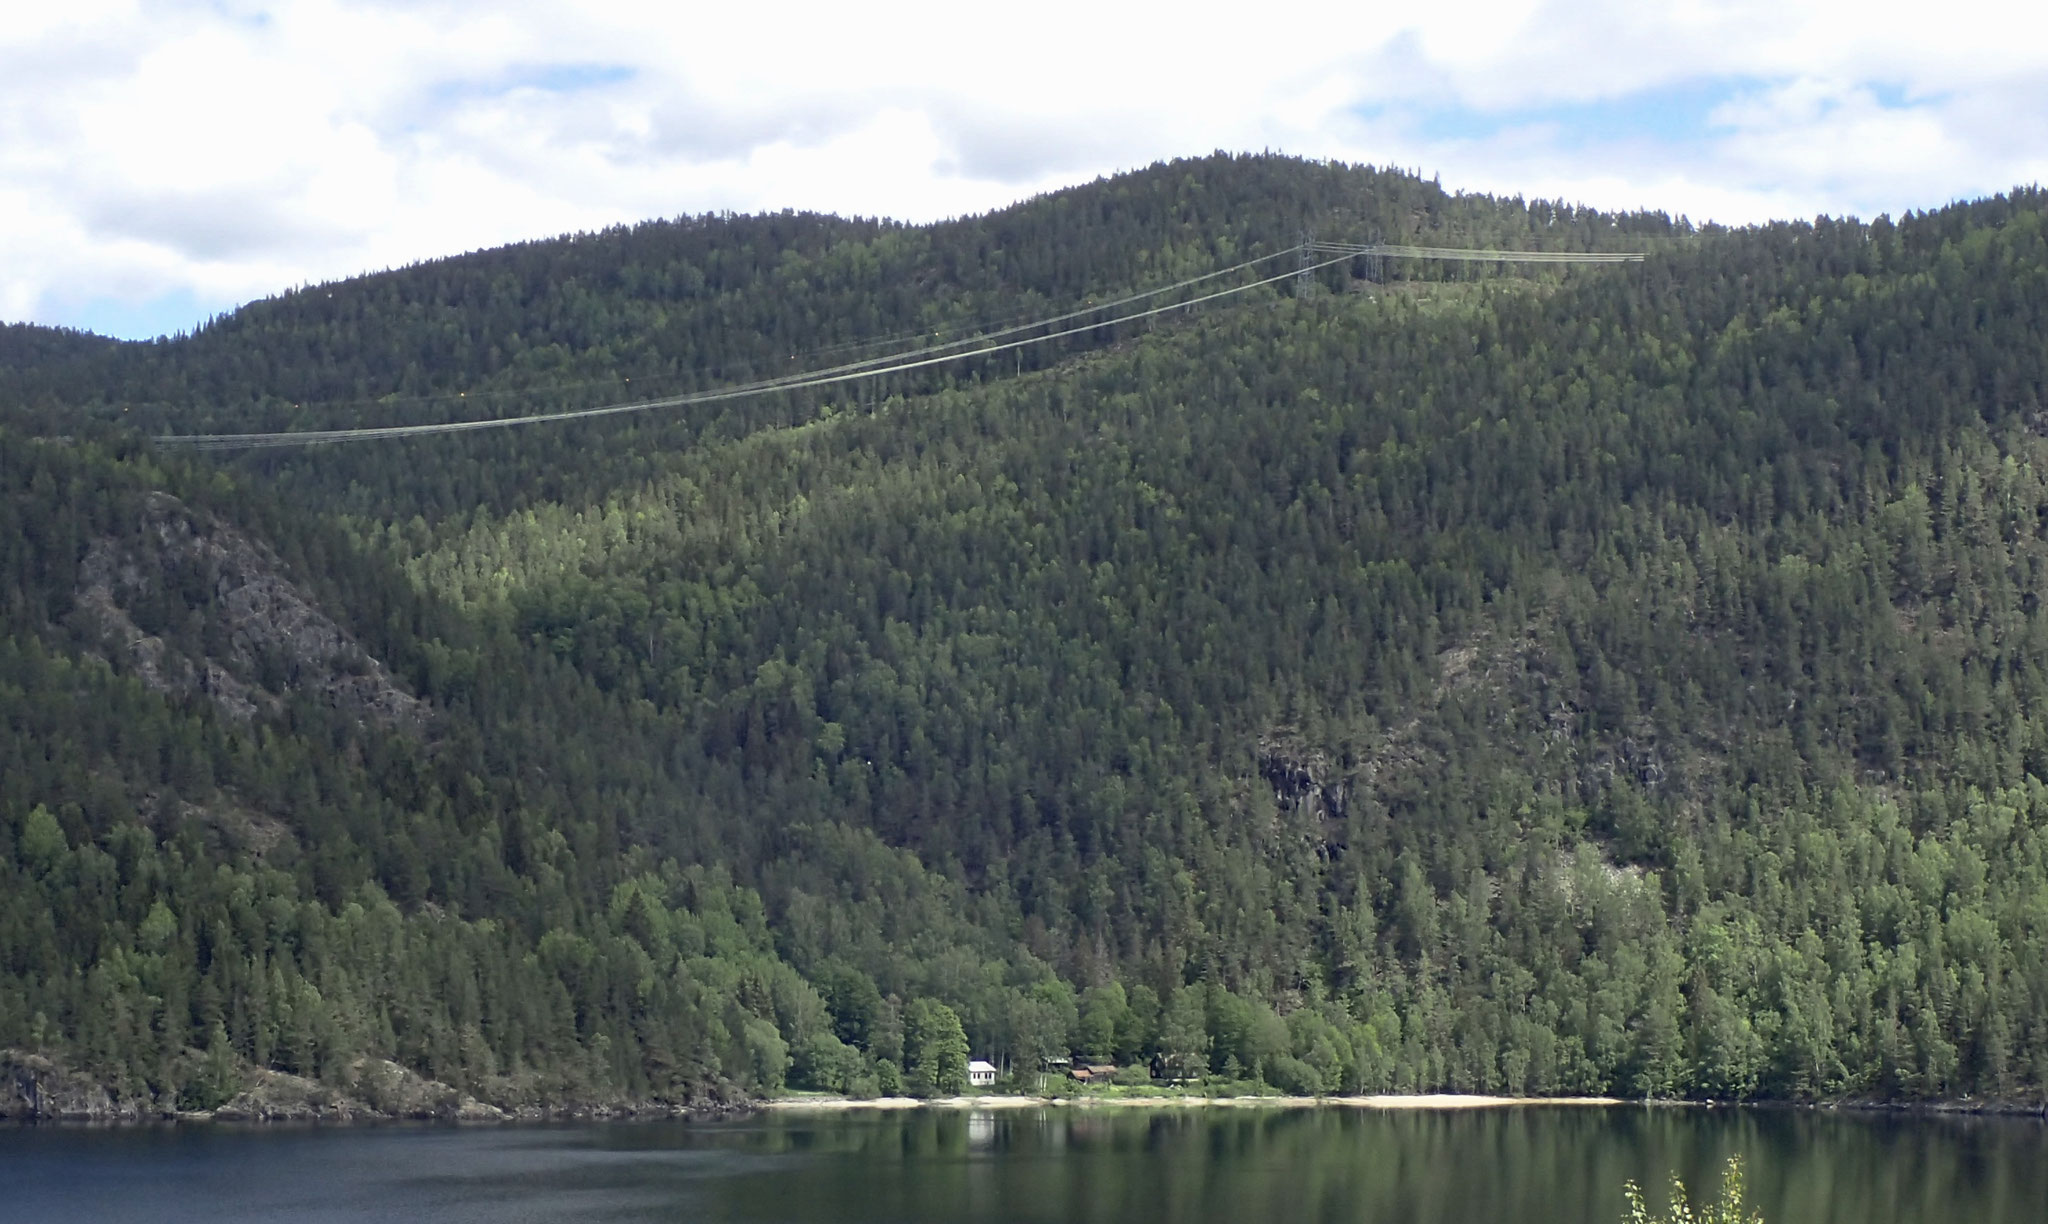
[1264,1054,1327,1096]
[1623,1157,1763,1224]
[791,1032,864,1093]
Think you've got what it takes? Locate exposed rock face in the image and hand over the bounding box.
[1,1051,156,1121]
[3,1050,508,1122]
[73,492,426,732]
[207,1069,365,1122]
[1258,732,1348,861]
[207,1061,507,1122]
[0,1049,737,1123]
[1259,735,1345,822]
[334,1058,507,1122]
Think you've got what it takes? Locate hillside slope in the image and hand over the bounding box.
[5,156,2048,1109]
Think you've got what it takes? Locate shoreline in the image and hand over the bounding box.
[10,1039,2042,1125]
[8,1092,2043,1126]
[760,1093,1627,1112]
[759,1092,2048,1118]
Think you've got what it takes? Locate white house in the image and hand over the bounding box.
[967,1059,998,1088]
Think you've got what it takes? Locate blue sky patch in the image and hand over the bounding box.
[1377,76,1937,154]
[58,288,224,342]
[210,2,272,31]
[429,63,636,107]
[1866,81,1932,110]
[1389,78,1752,149]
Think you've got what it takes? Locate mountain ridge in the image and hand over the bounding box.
[4,155,2047,1112]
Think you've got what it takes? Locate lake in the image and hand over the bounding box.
[5,1104,2045,1222]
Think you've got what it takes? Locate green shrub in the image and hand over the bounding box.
[873,1058,902,1096]
[1623,1157,1763,1224]
[1264,1054,1326,1096]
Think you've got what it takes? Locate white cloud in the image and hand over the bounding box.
[3,0,2045,337]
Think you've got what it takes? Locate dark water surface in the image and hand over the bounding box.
[5,1105,2045,1222]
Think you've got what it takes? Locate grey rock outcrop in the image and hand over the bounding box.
[73,492,426,732]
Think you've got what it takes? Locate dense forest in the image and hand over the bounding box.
[4,153,2048,1113]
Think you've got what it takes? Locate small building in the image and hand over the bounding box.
[1068,1063,1119,1083]
[967,1059,999,1088]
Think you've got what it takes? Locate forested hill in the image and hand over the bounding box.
[6,153,2048,1116]
[1,156,1674,526]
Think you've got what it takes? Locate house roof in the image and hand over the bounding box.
[967,1060,998,1073]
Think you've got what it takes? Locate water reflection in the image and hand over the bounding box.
[3,1106,2044,1223]
[689,1107,2048,1224]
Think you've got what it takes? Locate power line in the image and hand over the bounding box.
[150,246,1299,435]
[158,250,1360,451]
[153,240,1645,451]
[646,246,1305,398]
[1316,241,1644,263]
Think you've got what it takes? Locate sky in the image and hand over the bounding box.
[5,0,2045,342]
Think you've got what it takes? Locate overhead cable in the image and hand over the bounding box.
[158,251,1355,450]
[156,240,1644,450]
[1316,241,1645,263]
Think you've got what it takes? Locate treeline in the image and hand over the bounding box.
[4,158,2048,1107]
